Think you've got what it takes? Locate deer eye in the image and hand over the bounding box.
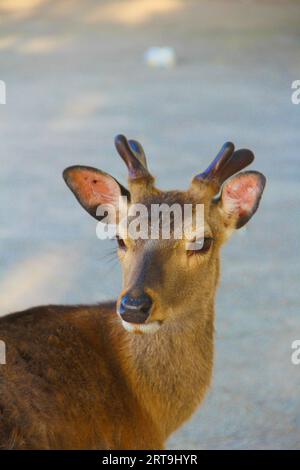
[116,236,127,251]
[186,237,213,255]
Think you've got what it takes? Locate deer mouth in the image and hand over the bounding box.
[121,319,162,334]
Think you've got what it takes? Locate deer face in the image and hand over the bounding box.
[63,136,266,334]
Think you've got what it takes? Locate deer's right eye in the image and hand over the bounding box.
[116,236,127,251]
[186,237,213,255]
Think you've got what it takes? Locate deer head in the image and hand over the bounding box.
[63,135,266,334]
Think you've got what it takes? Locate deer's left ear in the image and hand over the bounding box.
[218,171,266,229]
[63,165,130,221]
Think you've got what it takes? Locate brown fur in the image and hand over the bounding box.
[0,304,162,449]
[0,298,213,449]
[0,141,265,449]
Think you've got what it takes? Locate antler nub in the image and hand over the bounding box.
[193,142,255,194]
[194,142,235,184]
[114,134,152,181]
[128,139,148,169]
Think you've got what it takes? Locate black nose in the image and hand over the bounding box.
[119,292,153,324]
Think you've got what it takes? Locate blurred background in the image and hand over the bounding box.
[0,0,299,449]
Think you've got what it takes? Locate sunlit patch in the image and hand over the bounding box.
[0,35,18,50]
[121,320,161,334]
[85,0,183,25]
[0,0,46,19]
[17,36,69,54]
[0,248,79,316]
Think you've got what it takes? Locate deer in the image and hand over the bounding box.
[0,135,266,449]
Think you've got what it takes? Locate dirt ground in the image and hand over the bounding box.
[0,0,299,449]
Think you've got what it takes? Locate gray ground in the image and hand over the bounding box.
[0,0,299,450]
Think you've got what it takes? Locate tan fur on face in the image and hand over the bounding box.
[117,189,223,326]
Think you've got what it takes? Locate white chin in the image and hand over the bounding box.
[121,320,161,334]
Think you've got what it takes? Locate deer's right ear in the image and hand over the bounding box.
[217,170,266,231]
[63,165,130,221]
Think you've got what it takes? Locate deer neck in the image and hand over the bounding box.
[121,301,215,438]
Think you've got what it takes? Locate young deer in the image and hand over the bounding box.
[0,135,265,449]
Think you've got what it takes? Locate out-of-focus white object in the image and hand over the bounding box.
[144,47,176,68]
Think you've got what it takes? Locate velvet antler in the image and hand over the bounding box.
[128,139,148,169]
[193,142,255,194]
[115,135,152,180]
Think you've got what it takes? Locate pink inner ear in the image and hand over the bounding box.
[68,169,121,207]
[223,173,262,219]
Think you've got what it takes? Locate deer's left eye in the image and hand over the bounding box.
[186,237,213,255]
